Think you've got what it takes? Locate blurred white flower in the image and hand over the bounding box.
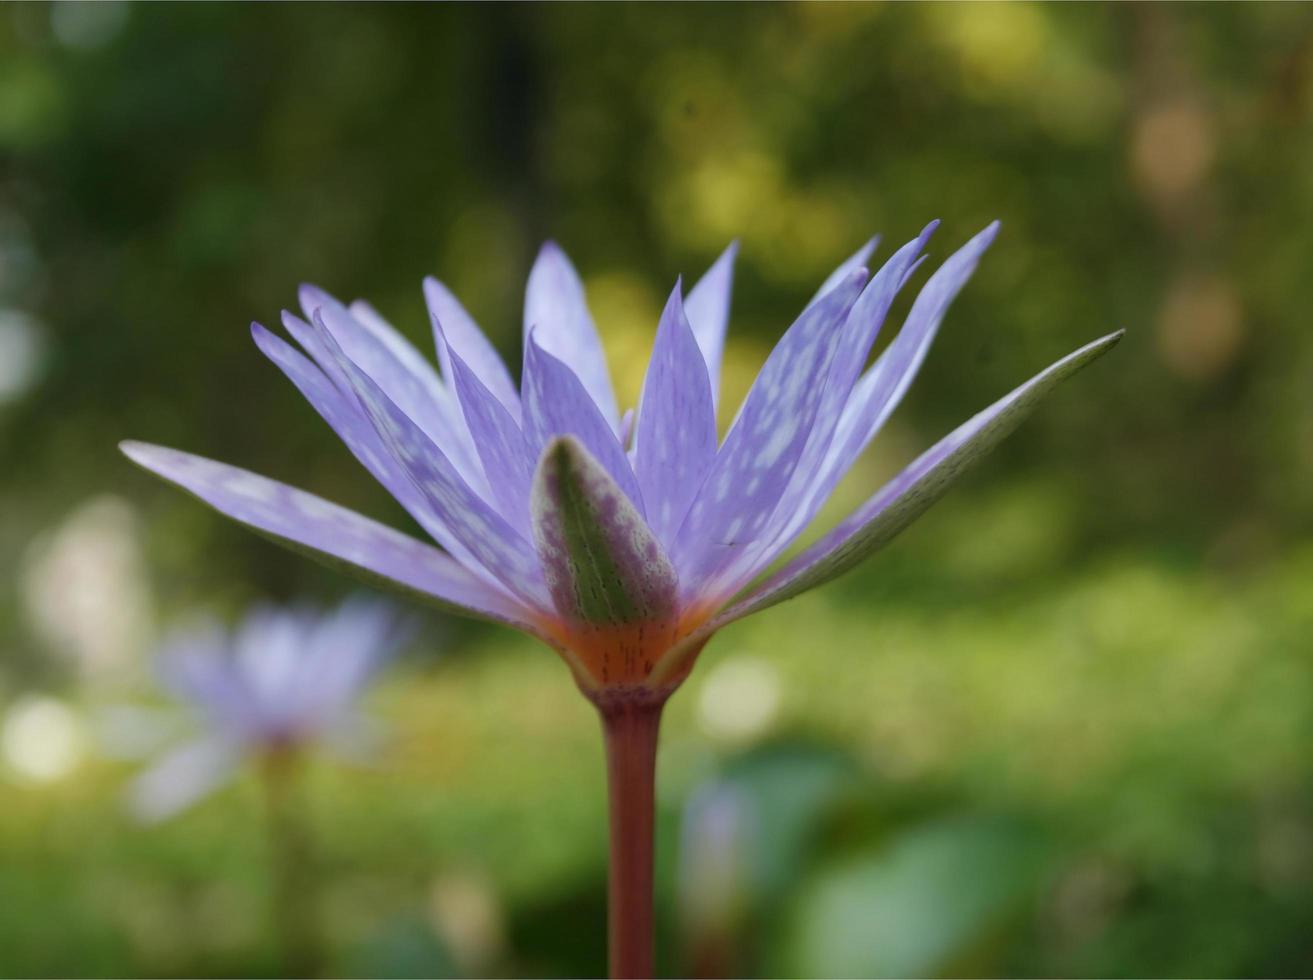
[21,495,154,683]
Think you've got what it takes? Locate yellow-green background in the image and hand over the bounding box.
[3,3,1313,976]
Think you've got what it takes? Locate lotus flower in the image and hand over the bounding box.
[129,597,407,822]
[120,223,1117,700]
[121,222,1120,976]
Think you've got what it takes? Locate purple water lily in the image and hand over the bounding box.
[121,222,1119,976]
[120,222,1117,698]
[130,597,407,822]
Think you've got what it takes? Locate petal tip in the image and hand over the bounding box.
[297,282,331,311]
[119,439,158,466]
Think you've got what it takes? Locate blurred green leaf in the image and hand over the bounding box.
[784,814,1048,978]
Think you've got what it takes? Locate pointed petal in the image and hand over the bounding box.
[672,268,868,599]
[128,736,244,823]
[684,241,739,409]
[726,221,944,581]
[300,286,445,421]
[634,282,718,546]
[522,333,645,512]
[252,322,454,546]
[423,276,521,420]
[310,313,550,609]
[119,442,540,630]
[524,242,620,430]
[303,286,488,496]
[807,235,879,307]
[446,338,534,535]
[820,222,1000,499]
[718,331,1125,623]
[531,436,678,642]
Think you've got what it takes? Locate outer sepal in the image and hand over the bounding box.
[531,436,681,689]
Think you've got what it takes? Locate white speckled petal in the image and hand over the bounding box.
[683,241,738,409]
[251,322,454,545]
[531,436,678,637]
[119,441,539,627]
[524,241,620,431]
[720,221,943,586]
[311,314,550,608]
[672,268,868,601]
[522,333,645,513]
[634,282,717,547]
[717,330,1124,623]
[303,286,489,497]
[424,276,521,421]
[446,338,534,536]
[818,222,1001,505]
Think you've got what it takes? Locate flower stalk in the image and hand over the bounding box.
[260,747,322,978]
[598,692,666,980]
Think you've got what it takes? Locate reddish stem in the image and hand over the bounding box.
[598,694,666,979]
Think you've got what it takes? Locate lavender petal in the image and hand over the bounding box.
[445,335,534,535]
[252,322,455,546]
[807,235,879,307]
[310,313,550,608]
[119,441,543,629]
[303,286,488,496]
[684,241,739,409]
[672,269,868,601]
[719,222,943,587]
[634,281,718,547]
[424,276,521,420]
[718,330,1125,623]
[522,333,645,512]
[128,735,244,823]
[524,241,621,431]
[816,222,1001,513]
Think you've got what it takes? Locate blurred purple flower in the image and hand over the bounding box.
[130,597,408,821]
[121,224,1119,697]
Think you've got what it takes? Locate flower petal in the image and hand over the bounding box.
[120,441,542,629]
[684,241,739,409]
[128,735,244,823]
[423,276,521,420]
[303,286,488,496]
[522,333,645,512]
[808,235,879,307]
[634,282,718,547]
[531,436,678,649]
[672,268,868,600]
[310,313,550,609]
[445,335,534,535]
[717,330,1125,623]
[724,221,944,583]
[817,222,1000,509]
[252,322,455,546]
[524,241,621,430]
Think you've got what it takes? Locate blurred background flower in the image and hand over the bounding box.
[128,596,408,822]
[2,3,1313,978]
[127,596,411,977]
